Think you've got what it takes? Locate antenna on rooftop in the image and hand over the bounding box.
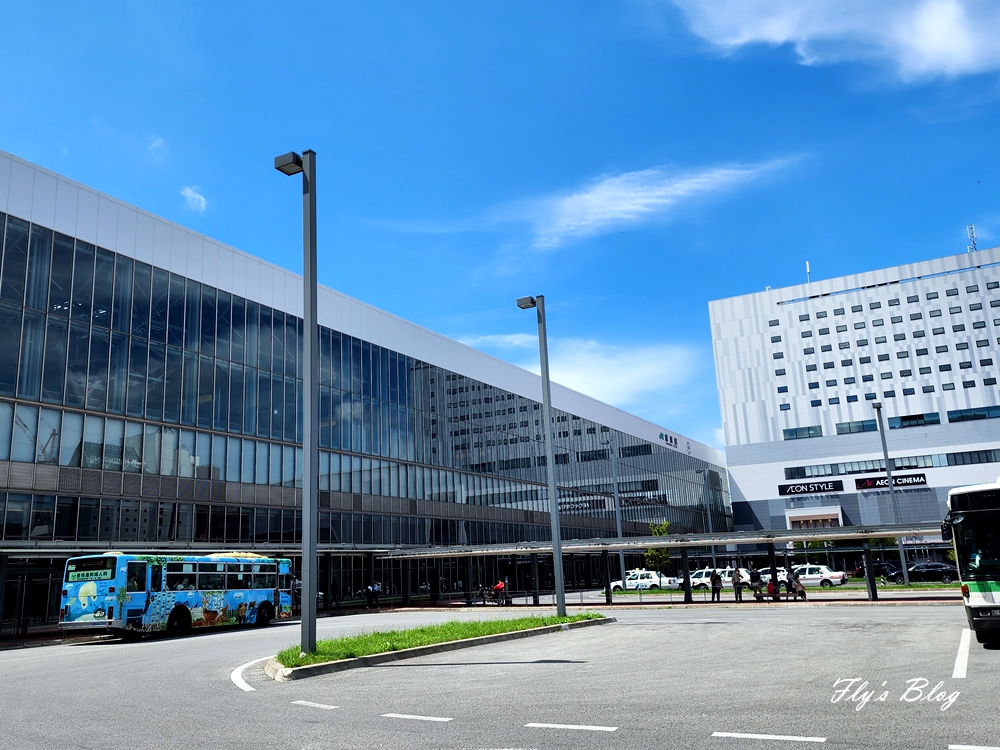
[968,224,977,254]
[806,260,811,283]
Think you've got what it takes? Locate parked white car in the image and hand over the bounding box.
[792,565,848,588]
[756,567,790,588]
[688,567,751,590]
[610,569,678,591]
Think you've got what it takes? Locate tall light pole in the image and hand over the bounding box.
[696,468,717,568]
[516,294,566,616]
[275,150,319,653]
[872,402,909,586]
[601,436,626,585]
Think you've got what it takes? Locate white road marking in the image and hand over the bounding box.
[712,732,826,743]
[525,723,618,732]
[381,713,453,722]
[292,700,339,710]
[229,655,273,692]
[949,745,1000,750]
[953,629,972,679]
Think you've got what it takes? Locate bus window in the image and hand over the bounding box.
[126,562,147,592]
[254,573,276,589]
[150,564,163,593]
[278,574,290,591]
[227,563,251,590]
[166,562,196,590]
[198,562,225,590]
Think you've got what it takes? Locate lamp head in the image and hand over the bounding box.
[516,296,537,310]
[872,402,882,410]
[274,152,304,176]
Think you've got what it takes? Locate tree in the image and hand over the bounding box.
[643,522,671,572]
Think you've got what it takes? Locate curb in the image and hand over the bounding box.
[264,616,616,682]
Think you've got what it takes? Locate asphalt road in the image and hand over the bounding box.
[1,603,996,750]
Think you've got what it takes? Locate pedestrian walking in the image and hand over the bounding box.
[710,569,722,602]
[794,575,807,601]
[749,567,763,601]
[732,567,744,602]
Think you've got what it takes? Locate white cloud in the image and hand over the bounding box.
[466,334,704,414]
[532,159,790,248]
[148,136,167,161]
[458,333,538,349]
[671,0,1000,80]
[181,186,207,212]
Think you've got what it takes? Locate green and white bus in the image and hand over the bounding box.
[943,480,1000,647]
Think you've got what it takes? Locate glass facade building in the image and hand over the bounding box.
[0,150,729,631]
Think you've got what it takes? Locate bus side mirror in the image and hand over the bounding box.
[941,522,952,542]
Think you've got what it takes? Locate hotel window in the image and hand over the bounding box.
[806,364,818,372]
[903,388,915,395]
[956,342,969,350]
[986,378,998,386]
[773,352,784,359]
[974,321,986,329]
[847,395,858,402]
[891,316,903,324]
[988,282,999,290]
[940,364,952,372]
[834,308,845,315]
[837,324,848,332]
[933,327,945,335]
[960,361,972,369]
[769,319,780,326]
[930,309,942,317]
[950,306,963,314]
[862,374,874,382]
[981,358,994,367]
[894,333,906,341]
[852,305,863,312]
[900,369,912,377]
[927,292,939,300]
[844,377,856,384]
[801,330,813,338]
[889,298,900,306]
[970,303,983,311]
[936,345,949,353]
[947,289,959,297]
[775,368,786,376]
[777,386,788,393]
[803,347,815,355]
[808,382,819,389]
[865,393,877,400]
[877,353,890,361]
[913,330,925,338]
[919,367,931,374]
[799,314,810,321]
[780,403,790,411]
[839,342,851,349]
[870,302,882,310]
[854,322,866,329]
[771,335,781,343]
[896,351,909,358]
[910,313,922,320]
[916,348,928,355]
[907,295,919,303]
[963,381,976,388]
[883,390,896,397]
[819,327,830,335]
[943,383,955,390]
[857,339,869,346]
[823,362,834,369]
[821,345,832,352]
[811,400,822,407]
[922,385,935,393]
[826,379,837,387]
[880,372,893,380]
[841,359,853,366]
[875,336,887,344]
[967,285,980,293]
[829,397,840,404]
[859,356,872,364]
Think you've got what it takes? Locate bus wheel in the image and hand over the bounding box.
[166,606,191,636]
[256,603,274,627]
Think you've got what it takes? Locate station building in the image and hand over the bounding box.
[0,149,729,634]
[710,247,1000,542]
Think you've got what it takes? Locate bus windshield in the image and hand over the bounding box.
[65,556,116,582]
[953,511,1000,581]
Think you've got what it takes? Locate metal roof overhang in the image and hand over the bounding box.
[0,522,942,560]
[377,522,943,559]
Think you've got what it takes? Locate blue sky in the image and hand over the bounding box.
[2,1,999,449]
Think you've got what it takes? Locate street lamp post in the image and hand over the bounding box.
[872,402,909,586]
[275,150,319,654]
[696,468,717,568]
[516,294,566,616]
[601,436,627,587]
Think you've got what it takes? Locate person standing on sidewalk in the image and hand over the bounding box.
[732,567,744,602]
[710,569,722,602]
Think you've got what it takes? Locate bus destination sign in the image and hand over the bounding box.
[855,474,927,491]
[778,480,844,496]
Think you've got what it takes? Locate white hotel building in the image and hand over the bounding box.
[710,248,1000,534]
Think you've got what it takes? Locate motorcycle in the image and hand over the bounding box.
[478,582,508,606]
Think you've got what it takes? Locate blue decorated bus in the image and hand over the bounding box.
[59,552,293,636]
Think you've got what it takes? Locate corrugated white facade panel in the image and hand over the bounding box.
[0,148,723,467]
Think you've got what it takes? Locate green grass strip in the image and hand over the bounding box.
[277,613,603,668]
